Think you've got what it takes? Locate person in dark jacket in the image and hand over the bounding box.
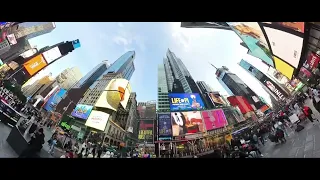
[230,146,248,158]
[28,122,38,135]
[19,128,45,158]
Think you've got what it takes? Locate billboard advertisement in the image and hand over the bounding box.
[298,67,313,80]
[138,120,154,143]
[264,27,303,68]
[23,54,47,76]
[20,48,38,58]
[157,113,172,140]
[85,110,110,131]
[6,34,17,45]
[171,111,204,136]
[94,79,130,111]
[262,22,304,33]
[303,52,320,72]
[42,47,62,64]
[72,39,81,49]
[207,92,224,105]
[169,93,205,111]
[227,22,274,67]
[273,56,295,79]
[227,96,254,114]
[43,88,67,111]
[201,109,228,131]
[239,59,264,80]
[71,104,93,120]
[263,80,286,101]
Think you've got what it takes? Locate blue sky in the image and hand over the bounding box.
[28,22,273,105]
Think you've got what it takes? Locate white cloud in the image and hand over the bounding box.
[113,36,129,46]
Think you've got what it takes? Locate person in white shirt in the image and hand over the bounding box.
[312,88,320,112]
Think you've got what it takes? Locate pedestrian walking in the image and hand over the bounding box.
[303,105,319,125]
[48,136,57,155]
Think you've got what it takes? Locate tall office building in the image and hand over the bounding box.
[12,22,56,40]
[157,64,170,112]
[213,64,265,109]
[72,60,110,88]
[55,61,109,115]
[196,81,213,93]
[56,67,83,90]
[163,49,200,94]
[0,36,31,62]
[181,22,231,30]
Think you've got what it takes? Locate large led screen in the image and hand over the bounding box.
[169,93,205,111]
[157,113,172,139]
[43,88,66,111]
[94,78,131,111]
[171,111,204,136]
[264,27,303,68]
[138,120,154,143]
[273,56,294,79]
[227,22,274,67]
[85,110,110,131]
[71,104,93,120]
[207,92,224,105]
[303,52,320,72]
[262,22,304,33]
[23,54,47,76]
[42,47,62,64]
[201,109,228,131]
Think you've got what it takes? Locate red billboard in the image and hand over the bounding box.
[227,96,254,114]
[304,52,320,72]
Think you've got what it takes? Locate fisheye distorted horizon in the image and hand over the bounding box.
[27,22,273,105]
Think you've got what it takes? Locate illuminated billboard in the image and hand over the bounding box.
[303,52,320,72]
[262,22,304,33]
[273,56,295,80]
[43,88,66,111]
[71,104,93,120]
[20,48,37,58]
[157,113,172,140]
[85,110,110,131]
[201,109,228,131]
[207,92,224,105]
[169,93,205,111]
[42,47,62,64]
[171,111,204,136]
[23,54,47,76]
[264,27,303,68]
[138,120,154,143]
[94,78,131,111]
[227,22,274,67]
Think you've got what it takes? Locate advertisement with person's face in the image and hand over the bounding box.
[169,93,205,111]
[85,110,110,131]
[227,22,274,67]
[264,27,303,68]
[171,111,204,136]
[262,22,304,33]
[208,92,224,105]
[157,113,172,139]
[138,120,154,143]
[23,54,47,76]
[71,104,94,120]
[201,109,228,131]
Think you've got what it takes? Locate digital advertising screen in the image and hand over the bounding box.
[201,109,228,131]
[6,34,17,45]
[42,47,62,64]
[20,48,37,58]
[263,80,286,101]
[171,111,204,137]
[264,27,303,68]
[85,110,110,131]
[138,120,154,143]
[94,78,130,111]
[157,113,172,140]
[227,22,274,67]
[71,104,94,120]
[43,88,66,111]
[273,56,295,79]
[208,92,224,105]
[262,22,304,33]
[169,93,205,111]
[23,54,47,76]
[303,52,320,72]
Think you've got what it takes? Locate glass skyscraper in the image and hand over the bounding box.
[157,64,170,112]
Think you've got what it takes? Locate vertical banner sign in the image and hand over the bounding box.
[157,113,172,140]
[138,120,154,143]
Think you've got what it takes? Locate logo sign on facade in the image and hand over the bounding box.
[265,80,285,100]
